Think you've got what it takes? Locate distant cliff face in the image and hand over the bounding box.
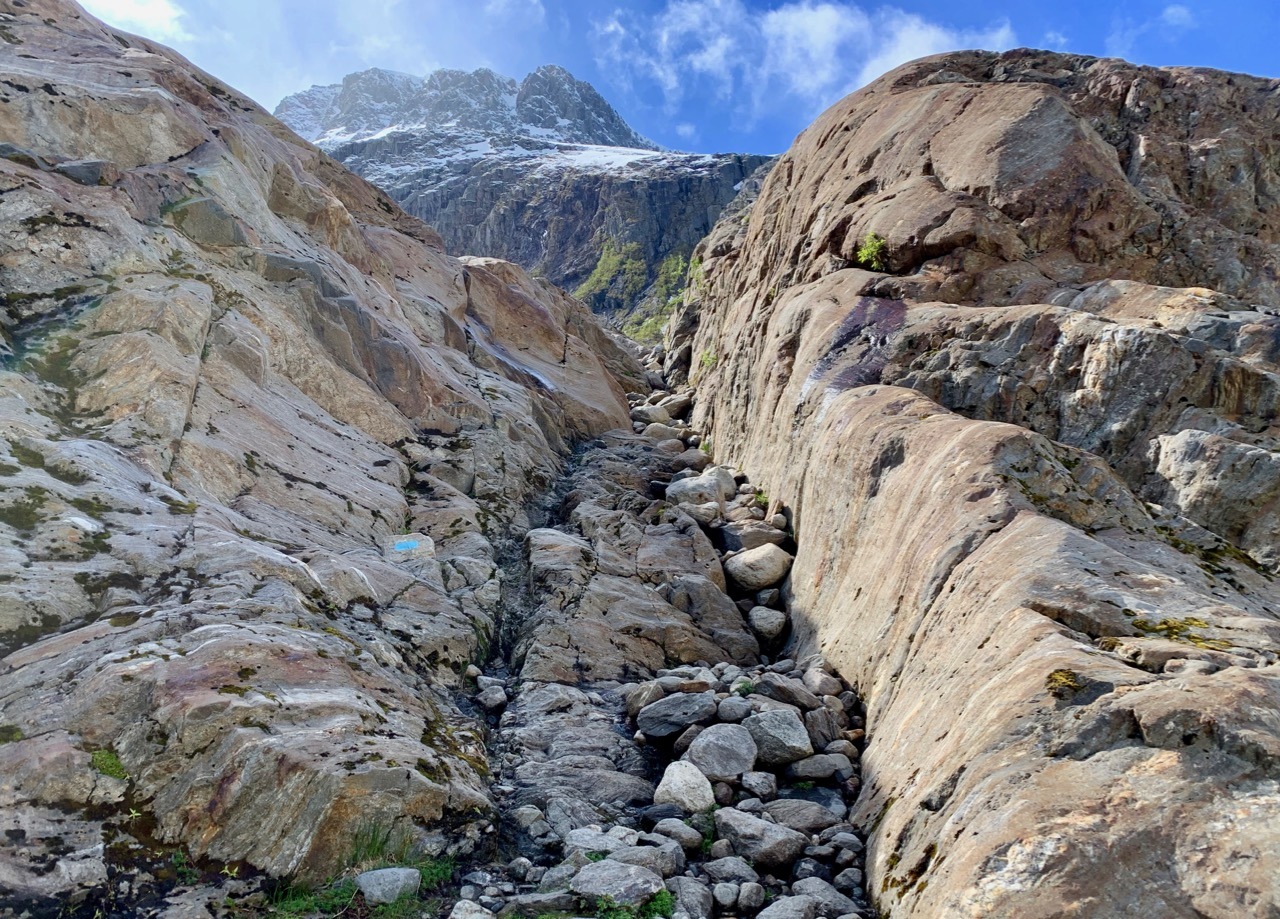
[276,67,770,327]
[674,48,1280,918]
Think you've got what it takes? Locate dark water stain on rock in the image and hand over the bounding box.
[806,296,907,393]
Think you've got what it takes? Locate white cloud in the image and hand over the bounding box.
[1043,30,1069,50]
[80,0,192,42]
[675,122,697,139]
[1106,3,1196,58]
[1161,4,1195,28]
[593,1,1016,124]
[854,11,1015,89]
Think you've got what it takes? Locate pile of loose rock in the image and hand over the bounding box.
[441,387,870,919]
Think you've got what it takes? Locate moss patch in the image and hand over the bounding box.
[91,749,128,779]
[1046,668,1084,698]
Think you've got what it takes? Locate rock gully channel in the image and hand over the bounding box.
[445,386,874,919]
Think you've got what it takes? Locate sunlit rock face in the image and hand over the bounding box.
[276,65,771,319]
[0,0,643,901]
[672,48,1280,919]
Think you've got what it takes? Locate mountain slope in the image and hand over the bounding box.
[673,48,1280,918]
[276,67,770,325]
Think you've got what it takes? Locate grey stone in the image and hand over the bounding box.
[718,695,754,722]
[637,692,718,737]
[741,771,778,799]
[714,807,809,871]
[756,672,822,710]
[53,159,119,186]
[804,708,845,750]
[608,841,686,878]
[684,723,757,781]
[355,867,421,905]
[757,895,820,919]
[792,877,857,915]
[743,710,814,766]
[724,544,794,590]
[765,799,842,835]
[449,902,496,919]
[833,867,864,893]
[570,860,665,906]
[748,606,788,641]
[624,681,668,717]
[476,685,509,711]
[653,818,704,852]
[785,753,854,781]
[703,856,760,884]
[667,876,714,919]
[713,883,740,908]
[740,882,767,911]
[802,669,843,697]
[654,761,715,812]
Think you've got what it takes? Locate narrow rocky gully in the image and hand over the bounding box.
[439,350,873,919]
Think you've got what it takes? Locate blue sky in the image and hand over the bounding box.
[81,0,1279,154]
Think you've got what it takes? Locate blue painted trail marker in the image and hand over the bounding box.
[394,539,419,551]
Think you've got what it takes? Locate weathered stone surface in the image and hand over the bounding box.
[683,723,757,781]
[724,545,794,590]
[756,894,819,919]
[569,860,665,906]
[637,693,720,739]
[0,1,643,901]
[673,46,1280,919]
[654,761,715,813]
[356,868,421,905]
[714,808,808,871]
[743,710,814,767]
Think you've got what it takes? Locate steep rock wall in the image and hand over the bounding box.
[0,0,642,903]
[674,49,1280,918]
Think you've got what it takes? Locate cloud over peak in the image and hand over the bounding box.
[592,1,1015,126]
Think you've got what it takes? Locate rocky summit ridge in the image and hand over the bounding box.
[2,2,1280,919]
[275,67,771,326]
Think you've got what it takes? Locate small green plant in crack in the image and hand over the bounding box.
[856,231,889,271]
[735,679,756,697]
[699,349,717,370]
[171,849,200,885]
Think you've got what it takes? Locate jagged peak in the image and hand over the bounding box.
[275,63,656,149]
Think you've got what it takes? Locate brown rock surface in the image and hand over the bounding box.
[673,49,1280,918]
[0,0,641,902]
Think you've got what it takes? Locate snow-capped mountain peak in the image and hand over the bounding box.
[276,64,658,150]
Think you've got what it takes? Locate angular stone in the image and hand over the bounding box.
[637,692,718,738]
[703,855,760,884]
[756,672,822,710]
[570,860,665,906]
[667,876,714,919]
[684,723,757,781]
[714,807,809,871]
[791,877,857,916]
[756,895,819,919]
[356,867,421,905]
[748,605,788,641]
[743,710,814,766]
[765,799,843,835]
